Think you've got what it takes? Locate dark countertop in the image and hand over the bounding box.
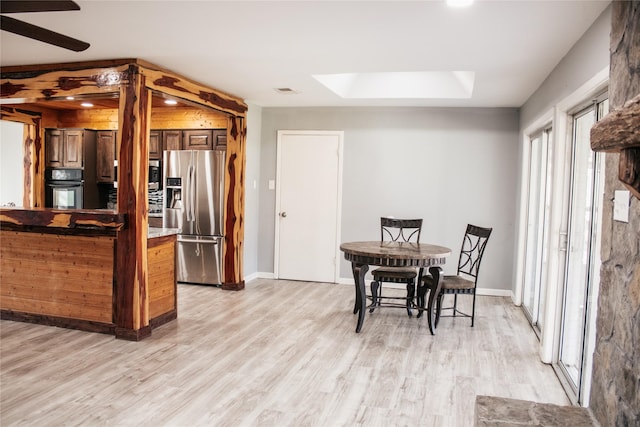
[0,207,126,233]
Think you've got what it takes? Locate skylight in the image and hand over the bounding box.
[312,71,475,99]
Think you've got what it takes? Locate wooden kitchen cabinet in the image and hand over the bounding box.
[213,129,227,150]
[149,130,162,160]
[96,130,116,183]
[163,130,182,151]
[46,129,85,168]
[183,130,213,150]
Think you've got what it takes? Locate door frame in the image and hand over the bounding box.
[273,130,344,283]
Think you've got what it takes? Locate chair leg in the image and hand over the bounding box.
[435,292,443,328]
[416,284,426,318]
[453,294,458,317]
[370,280,380,313]
[471,291,476,327]
[406,280,415,317]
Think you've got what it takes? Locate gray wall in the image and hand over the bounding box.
[243,104,262,277]
[520,5,611,130]
[256,107,519,292]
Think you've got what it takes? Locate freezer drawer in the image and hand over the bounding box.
[176,235,223,285]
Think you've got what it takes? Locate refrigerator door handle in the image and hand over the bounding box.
[190,160,196,224]
[186,161,195,222]
[178,236,221,244]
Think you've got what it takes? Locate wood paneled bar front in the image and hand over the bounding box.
[0,59,247,340]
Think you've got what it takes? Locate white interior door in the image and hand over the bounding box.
[275,130,343,283]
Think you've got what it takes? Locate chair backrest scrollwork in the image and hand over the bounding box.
[457,224,492,281]
[380,217,423,243]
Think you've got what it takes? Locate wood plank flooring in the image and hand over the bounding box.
[1,279,569,426]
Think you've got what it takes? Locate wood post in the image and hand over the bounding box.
[115,65,152,340]
[222,115,246,290]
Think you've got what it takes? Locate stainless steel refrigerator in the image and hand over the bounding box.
[163,150,225,285]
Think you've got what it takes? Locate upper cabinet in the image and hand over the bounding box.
[163,130,182,151]
[149,130,162,160]
[183,130,213,150]
[150,129,183,159]
[212,129,227,151]
[94,128,226,180]
[46,129,85,168]
[96,130,117,183]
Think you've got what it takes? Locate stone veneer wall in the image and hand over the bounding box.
[589,2,640,426]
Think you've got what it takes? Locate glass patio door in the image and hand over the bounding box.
[522,127,553,335]
[557,96,607,403]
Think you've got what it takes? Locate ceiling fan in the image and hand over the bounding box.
[0,0,89,52]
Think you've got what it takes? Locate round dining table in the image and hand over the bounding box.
[340,241,452,334]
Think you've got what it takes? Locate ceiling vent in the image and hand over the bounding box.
[274,87,299,95]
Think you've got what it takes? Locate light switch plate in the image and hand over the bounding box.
[268,179,275,190]
[613,190,630,223]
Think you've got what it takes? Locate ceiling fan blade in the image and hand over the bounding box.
[1,15,89,52]
[0,1,80,14]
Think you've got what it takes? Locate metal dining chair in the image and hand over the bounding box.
[418,224,492,327]
[370,217,423,316]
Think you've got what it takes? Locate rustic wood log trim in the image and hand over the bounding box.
[141,67,247,116]
[223,116,246,288]
[221,281,246,291]
[590,94,640,152]
[590,94,640,196]
[115,65,150,332]
[114,325,152,341]
[0,208,126,230]
[0,58,141,75]
[0,106,41,123]
[1,65,129,101]
[149,309,178,329]
[0,310,115,335]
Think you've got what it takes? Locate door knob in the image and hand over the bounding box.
[280,212,287,218]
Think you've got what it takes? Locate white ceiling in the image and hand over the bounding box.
[0,0,610,108]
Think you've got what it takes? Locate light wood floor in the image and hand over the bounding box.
[1,279,569,426]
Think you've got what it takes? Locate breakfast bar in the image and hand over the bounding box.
[0,207,178,338]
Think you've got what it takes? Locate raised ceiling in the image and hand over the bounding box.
[0,0,610,108]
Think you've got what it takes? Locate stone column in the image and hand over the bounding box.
[588,2,640,426]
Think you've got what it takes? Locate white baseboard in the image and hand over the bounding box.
[245,273,513,297]
[244,272,274,283]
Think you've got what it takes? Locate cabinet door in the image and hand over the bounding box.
[149,130,162,160]
[64,129,84,168]
[183,130,213,150]
[96,131,116,183]
[213,129,227,150]
[163,130,182,151]
[46,129,64,168]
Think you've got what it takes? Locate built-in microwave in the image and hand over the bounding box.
[113,159,161,190]
[149,160,161,191]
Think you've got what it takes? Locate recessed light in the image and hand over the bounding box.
[164,99,178,105]
[447,0,474,7]
[80,102,93,107]
[66,96,74,100]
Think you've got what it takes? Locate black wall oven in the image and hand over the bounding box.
[45,168,83,209]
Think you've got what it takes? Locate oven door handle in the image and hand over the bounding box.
[47,182,83,188]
